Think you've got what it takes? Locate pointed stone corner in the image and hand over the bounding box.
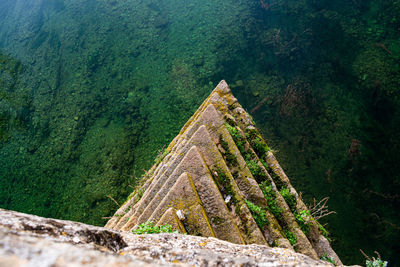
[155,207,187,234]
[107,80,342,265]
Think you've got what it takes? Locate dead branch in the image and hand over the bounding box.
[250,97,270,113]
[107,195,120,206]
[308,197,336,220]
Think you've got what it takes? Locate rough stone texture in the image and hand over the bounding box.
[0,209,334,267]
[107,80,342,265]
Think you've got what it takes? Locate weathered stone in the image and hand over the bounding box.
[155,207,187,234]
[148,172,214,237]
[0,209,336,267]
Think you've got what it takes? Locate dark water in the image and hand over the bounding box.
[1,0,399,265]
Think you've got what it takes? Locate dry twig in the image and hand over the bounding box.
[107,195,120,206]
[308,197,336,220]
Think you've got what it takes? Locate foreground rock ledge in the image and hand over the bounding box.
[0,209,332,267]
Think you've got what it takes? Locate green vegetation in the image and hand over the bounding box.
[246,128,270,158]
[127,187,145,206]
[259,181,283,222]
[225,123,246,155]
[225,122,261,165]
[213,169,238,206]
[284,230,297,247]
[366,258,388,267]
[132,221,177,234]
[245,200,268,230]
[320,253,336,265]
[318,222,331,242]
[219,135,238,166]
[0,51,29,144]
[294,210,312,235]
[279,187,297,213]
[246,160,268,183]
[361,251,388,267]
[154,147,170,165]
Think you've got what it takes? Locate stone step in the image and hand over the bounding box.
[155,207,187,234]
[149,172,214,237]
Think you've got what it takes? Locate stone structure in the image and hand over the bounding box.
[0,208,334,267]
[106,80,341,265]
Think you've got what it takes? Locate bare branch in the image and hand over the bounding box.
[308,197,336,220]
[107,195,120,206]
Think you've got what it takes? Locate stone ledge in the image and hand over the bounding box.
[0,208,333,267]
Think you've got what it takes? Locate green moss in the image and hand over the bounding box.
[280,187,297,213]
[213,168,238,206]
[284,230,297,247]
[219,134,238,166]
[261,159,270,171]
[225,123,246,155]
[246,128,270,158]
[245,199,268,230]
[259,181,283,222]
[246,159,268,183]
[268,170,286,190]
[154,147,170,165]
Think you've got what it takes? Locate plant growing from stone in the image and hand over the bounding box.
[133,221,177,234]
[360,250,388,267]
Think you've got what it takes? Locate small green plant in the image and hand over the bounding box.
[264,168,286,190]
[245,200,268,230]
[154,146,169,165]
[225,123,246,155]
[261,159,269,171]
[317,222,331,241]
[246,159,268,183]
[219,135,238,166]
[295,210,312,235]
[284,230,297,246]
[360,250,388,267]
[280,187,297,212]
[245,127,270,158]
[133,221,177,234]
[259,181,283,221]
[247,132,270,158]
[320,253,336,265]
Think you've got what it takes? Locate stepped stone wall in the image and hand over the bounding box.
[106,80,342,265]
